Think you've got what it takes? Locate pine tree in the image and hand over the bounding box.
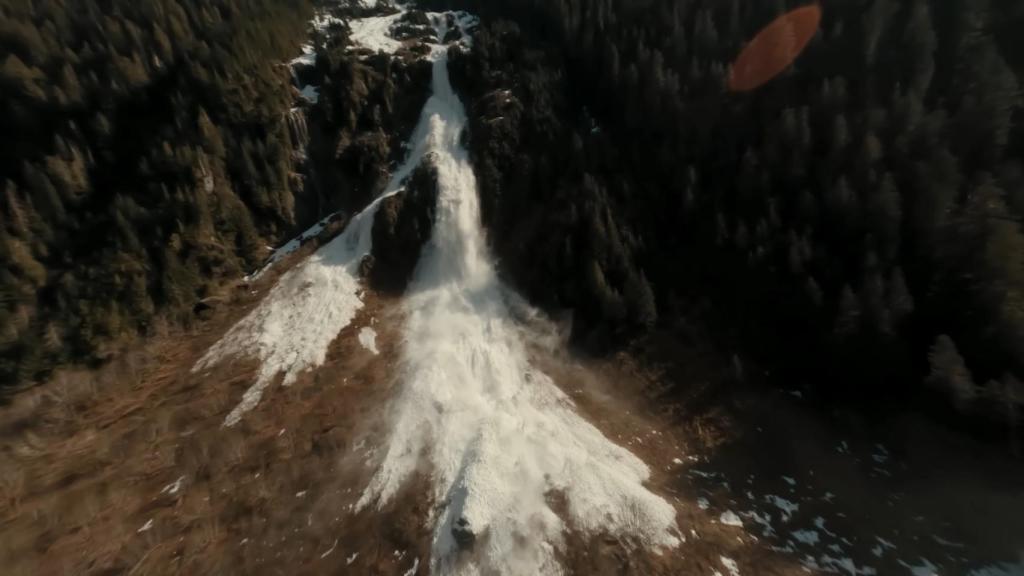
[624,269,657,330]
[835,285,862,337]
[927,334,976,411]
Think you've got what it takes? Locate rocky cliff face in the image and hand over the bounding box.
[369,161,440,293]
[447,25,658,353]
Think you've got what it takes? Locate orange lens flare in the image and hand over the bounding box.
[728,4,822,92]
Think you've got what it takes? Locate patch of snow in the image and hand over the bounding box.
[160,475,186,495]
[932,535,965,548]
[312,13,345,32]
[765,495,799,521]
[721,556,741,576]
[320,539,338,559]
[137,519,154,533]
[720,511,744,527]
[899,558,939,576]
[296,490,307,498]
[744,510,774,536]
[876,536,897,550]
[299,85,320,103]
[291,52,316,67]
[358,327,379,355]
[356,18,679,575]
[782,476,796,486]
[820,555,877,576]
[968,561,1024,576]
[672,457,683,464]
[814,516,838,537]
[792,530,819,546]
[346,552,359,565]
[347,13,404,54]
[697,497,709,510]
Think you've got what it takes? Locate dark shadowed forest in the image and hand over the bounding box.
[0,0,312,383]
[432,0,1024,443]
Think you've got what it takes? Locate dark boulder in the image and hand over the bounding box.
[442,28,461,44]
[369,160,439,292]
[451,516,475,550]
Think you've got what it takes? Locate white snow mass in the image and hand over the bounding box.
[356,11,679,576]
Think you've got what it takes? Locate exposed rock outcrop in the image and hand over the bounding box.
[369,160,439,293]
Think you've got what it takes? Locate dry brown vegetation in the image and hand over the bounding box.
[6,237,1018,575]
[0,237,431,575]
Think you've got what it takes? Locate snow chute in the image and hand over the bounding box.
[727,4,822,92]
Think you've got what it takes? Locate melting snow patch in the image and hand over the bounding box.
[782,476,796,486]
[814,516,838,537]
[358,327,379,355]
[744,510,774,536]
[899,558,939,576]
[968,561,1024,576]
[721,556,741,576]
[820,555,877,576]
[720,511,744,527]
[932,534,965,548]
[765,495,799,521]
[291,51,316,67]
[160,475,186,495]
[312,13,345,32]
[300,85,320,103]
[320,539,338,559]
[346,552,359,565]
[876,536,897,550]
[697,497,710,510]
[347,13,404,54]
[137,519,154,533]
[673,457,683,464]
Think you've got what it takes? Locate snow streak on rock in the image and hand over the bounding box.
[357,14,679,576]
